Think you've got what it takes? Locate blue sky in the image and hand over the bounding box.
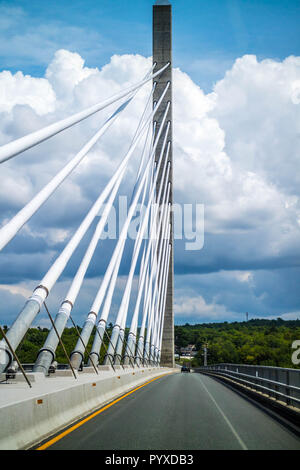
[1,0,300,91]
[0,0,300,327]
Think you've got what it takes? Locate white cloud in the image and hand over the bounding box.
[257,312,300,321]
[173,55,300,236]
[45,49,98,102]
[0,283,32,298]
[231,271,253,283]
[212,55,300,196]
[174,294,232,321]
[0,70,56,115]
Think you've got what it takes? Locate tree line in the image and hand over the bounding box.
[0,323,114,366]
[175,318,300,368]
[1,318,300,368]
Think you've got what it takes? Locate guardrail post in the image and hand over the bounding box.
[286,370,291,406]
[274,368,279,400]
[254,370,259,392]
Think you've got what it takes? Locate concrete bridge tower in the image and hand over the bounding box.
[153,0,174,367]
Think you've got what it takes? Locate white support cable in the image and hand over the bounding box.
[148,157,172,362]
[138,240,147,292]
[69,101,155,365]
[152,228,171,358]
[40,85,170,294]
[112,184,158,365]
[0,83,170,373]
[67,174,124,305]
[144,201,171,363]
[86,149,152,364]
[114,289,131,365]
[132,146,171,363]
[87,239,125,365]
[89,102,169,319]
[134,177,157,365]
[71,100,153,316]
[0,74,157,252]
[85,108,154,328]
[157,240,171,345]
[98,279,133,367]
[133,239,148,359]
[108,123,171,356]
[135,254,151,365]
[134,123,156,288]
[149,214,171,350]
[0,101,125,252]
[77,154,150,366]
[95,142,168,366]
[0,63,169,164]
[135,142,171,323]
[142,254,150,313]
[92,135,153,326]
[124,145,171,363]
[127,85,156,187]
[157,243,171,363]
[114,145,171,365]
[155,242,171,363]
[97,158,150,337]
[134,177,170,364]
[150,233,169,352]
[145,201,171,355]
[33,163,126,372]
[34,85,156,373]
[88,121,155,364]
[122,158,156,367]
[150,248,169,364]
[70,99,170,367]
[139,121,157,276]
[132,83,156,168]
[143,271,153,363]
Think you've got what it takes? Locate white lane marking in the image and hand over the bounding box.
[198,375,248,450]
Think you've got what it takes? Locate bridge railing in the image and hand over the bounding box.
[197,363,300,410]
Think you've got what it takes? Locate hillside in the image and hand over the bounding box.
[175,318,300,368]
[1,318,299,369]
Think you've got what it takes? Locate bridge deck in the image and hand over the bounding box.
[37,372,300,450]
[0,366,174,449]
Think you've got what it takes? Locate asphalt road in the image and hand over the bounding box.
[41,372,300,450]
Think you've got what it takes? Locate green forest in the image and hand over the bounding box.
[1,318,300,369]
[0,323,115,366]
[175,318,300,369]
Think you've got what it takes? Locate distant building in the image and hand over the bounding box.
[179,344,197,357]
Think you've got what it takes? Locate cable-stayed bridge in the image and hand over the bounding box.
[0,1,300,451]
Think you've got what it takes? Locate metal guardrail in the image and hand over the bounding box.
[197,364,300,410]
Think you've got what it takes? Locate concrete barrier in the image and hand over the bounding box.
[0,366,176,450]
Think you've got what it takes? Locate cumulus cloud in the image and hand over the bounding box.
[212,55,300,195]
[45,50,98,102]
[0,70,56,115]
[0,50,300,325]
[174,294,233,323]
[173,54,300,288]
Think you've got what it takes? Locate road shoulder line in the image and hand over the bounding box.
[36,372,173,450]
[197,375,248,450]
